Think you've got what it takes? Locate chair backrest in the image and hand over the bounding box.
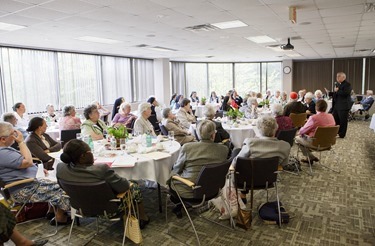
[289,113,307,128]
[311,126,339,149]
[215,110,223,118]
[60,129,81,147]
[58,179,118,217]
[276,127,298,147]
[363,98,374,111]
[159,123,169,136]
[193,158,232,200]
[235,156,279,189]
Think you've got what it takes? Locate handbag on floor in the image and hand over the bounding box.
[258,201,290,225]
[124,191,142,244]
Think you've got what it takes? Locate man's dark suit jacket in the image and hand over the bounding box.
[330,80,352,111]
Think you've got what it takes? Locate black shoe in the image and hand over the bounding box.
[172,206,183,219]
[50,217,72,226]
[241,198,247,204]
[32,239,48,246]
[365,114,370,120]
[140,218,150,229]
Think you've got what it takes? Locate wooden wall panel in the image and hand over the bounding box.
[292,60,333,93]
[333,58,363,93]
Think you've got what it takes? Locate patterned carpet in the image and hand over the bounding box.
[6,119,375,246]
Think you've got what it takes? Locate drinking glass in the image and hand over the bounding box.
[76,133,82,140]
[110,137,117,151]
[120,138,126,155]
[168,131,174,146]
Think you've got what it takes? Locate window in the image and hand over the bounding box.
[261,62,282,94]
[208,63,233,97]
[102,56,132,105]
[0,48,58,113]
[186,63,208,99]
[57,53,101,109]
[133,59,154,102]
[235,63,261,94]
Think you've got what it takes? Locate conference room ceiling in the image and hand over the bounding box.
[1,0,375,62]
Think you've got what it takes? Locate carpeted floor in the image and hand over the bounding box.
[6,119,375,246]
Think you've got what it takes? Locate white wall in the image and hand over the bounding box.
[153,58,171,107]
[282,59,293,93]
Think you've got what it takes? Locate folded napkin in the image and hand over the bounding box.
[111,155,136,168]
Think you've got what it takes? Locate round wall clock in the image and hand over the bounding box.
[283,66,291,74]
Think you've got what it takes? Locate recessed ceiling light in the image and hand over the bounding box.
[245,35,277,44]
[211,20,247,29]
[75,36,122,44]
[299,22,311,25]
[142,46,177,52]
[0,22,26,31]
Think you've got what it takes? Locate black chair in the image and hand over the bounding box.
[234,156,282,228]
[277,128,299,175]
[57,179,126,245]
[159,123,169,136]
[166,158,232,245]
[60,129,81,147]
[215,110,224,118]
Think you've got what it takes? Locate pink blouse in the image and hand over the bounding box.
[59,116,82,130]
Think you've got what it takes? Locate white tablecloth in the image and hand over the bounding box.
[46,140,181,186]
[370,114,375,132]
[222,121,260,148]
[112,141,180,185]
[326,100,332,112]
[46,127,60,141]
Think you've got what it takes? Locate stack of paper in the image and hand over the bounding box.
[111,155,137,167]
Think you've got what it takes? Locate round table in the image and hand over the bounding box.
[221,120,260,148]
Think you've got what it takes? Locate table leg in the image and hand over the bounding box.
[158,183,162,213]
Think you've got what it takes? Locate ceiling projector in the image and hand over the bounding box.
[280,38,294,50]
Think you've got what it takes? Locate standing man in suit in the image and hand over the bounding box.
[325,72,352,138]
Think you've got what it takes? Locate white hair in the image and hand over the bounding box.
[138,102,151,115]
[203,104,216,119]
[119,102,131,112]
[305,92,314,99]
[314,90,323,98]
[271,103,283,116]
[257,116,278,137]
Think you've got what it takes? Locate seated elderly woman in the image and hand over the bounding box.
[271,103,293,136]
[59,105,81,130]
[92,101,110,123]
[161,108,195,145]
[25,117,62,170]
[42,104,59,123]
[304,92,316,117]
[168,120,229,218]
[133,102,156,136]
[240,97,258,119]
[112,102,137,129]
[0,122,70,225]
[295,100,335,164]
[56,139,149,228]
[203,104,230,143]
[81,104,108,140]
[231,116,291,203]
[176,98,196,131]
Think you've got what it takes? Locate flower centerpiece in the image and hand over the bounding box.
[200,97,207,105]
[258,99,270,108]
[107,124,128,147]
[226,108,244,120]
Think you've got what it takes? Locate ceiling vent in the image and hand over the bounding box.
[184,24,219,33]
[280,38,294,50]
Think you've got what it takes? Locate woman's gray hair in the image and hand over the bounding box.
[83,104,98,120]
[0,122,13,137]
[271,103,283,116]
[162,108,172,119]
[203,104,216,119]
[314,90,323,98]
[305,92,314,99]
[197,120,216,140]
[247,97,257,106]
[119,102,131,112]
[63,105,75,117]
[257,116,278,137]
[138,102,151,115]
